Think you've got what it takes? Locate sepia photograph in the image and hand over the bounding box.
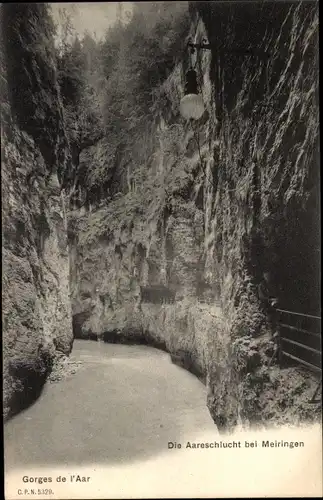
[1,0,321,498]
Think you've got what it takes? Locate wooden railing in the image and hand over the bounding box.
[275,308,321,374]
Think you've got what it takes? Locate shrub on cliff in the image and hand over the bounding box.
[55,2,190,205]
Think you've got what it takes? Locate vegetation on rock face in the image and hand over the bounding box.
[55,2,190,204]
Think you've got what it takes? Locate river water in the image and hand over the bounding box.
[4,339,216,470]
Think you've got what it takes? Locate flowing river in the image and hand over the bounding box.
[5,339,216,470]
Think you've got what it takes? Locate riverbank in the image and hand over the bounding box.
[47,352,84,384]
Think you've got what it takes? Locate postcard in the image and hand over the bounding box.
[2,1,321,498]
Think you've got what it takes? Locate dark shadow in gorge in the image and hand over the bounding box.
[5,356,53,424]
[5,374,47,424]
[4,340,215,469]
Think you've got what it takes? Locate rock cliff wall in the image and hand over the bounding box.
[69,1,320,430]
[1,4,73,420]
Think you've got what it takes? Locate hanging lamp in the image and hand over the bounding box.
[180,68,205,120]
[180,39,205,121]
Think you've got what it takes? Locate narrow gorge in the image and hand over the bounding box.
[2,0,320,433]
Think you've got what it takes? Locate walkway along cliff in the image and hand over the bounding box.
[2,2,321,430]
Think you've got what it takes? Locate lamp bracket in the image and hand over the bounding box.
[187,38,211,53]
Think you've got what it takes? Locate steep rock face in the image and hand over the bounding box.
[69,2,319,430]
[1,4,73,420]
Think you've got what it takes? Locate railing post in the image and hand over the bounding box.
[271,305,281,366]
[277,329,283,367]
[274,309,282,367]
